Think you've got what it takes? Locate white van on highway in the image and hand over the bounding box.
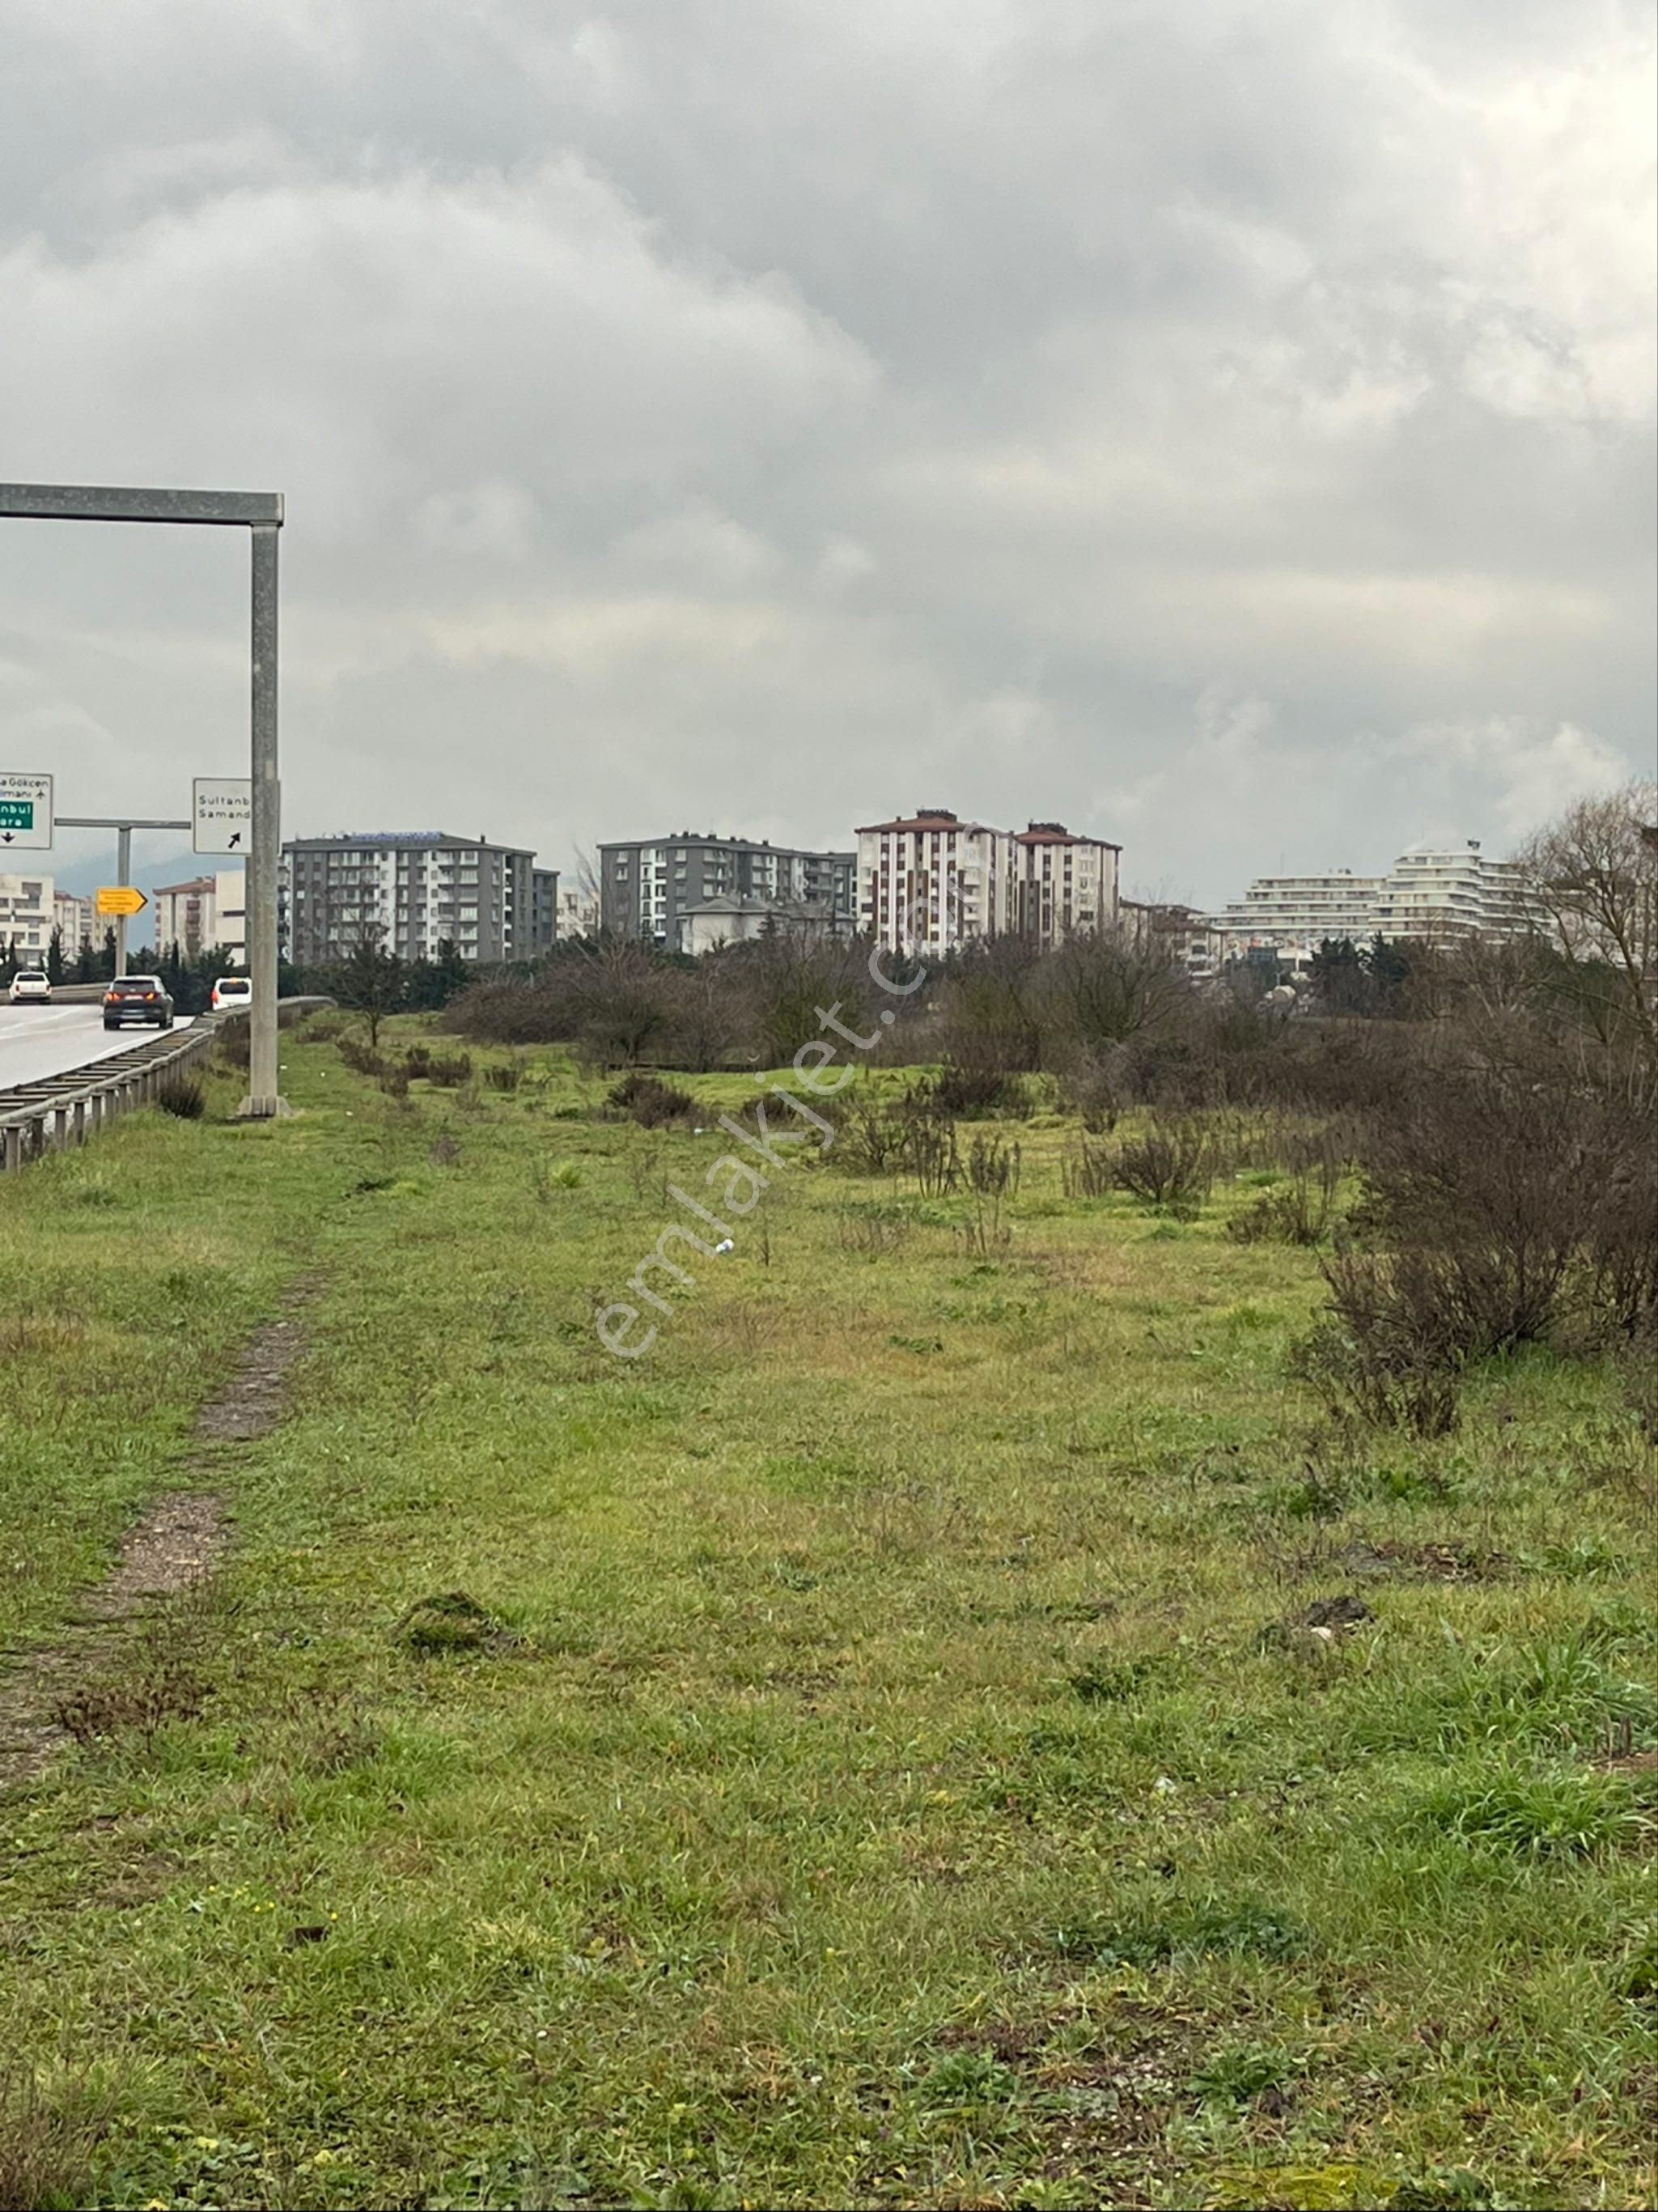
[7,969,51,1004]
[211,975,252,1011]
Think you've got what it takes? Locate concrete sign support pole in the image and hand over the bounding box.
[245,523,282,1116]
[115,824,132,977]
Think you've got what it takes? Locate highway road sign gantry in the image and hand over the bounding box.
[0,483,285,1118]
[0,771,53,850]
[193,776,253,854]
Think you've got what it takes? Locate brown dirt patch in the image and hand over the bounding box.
[0,1277,319,1795]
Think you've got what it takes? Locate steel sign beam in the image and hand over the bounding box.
[0,483,282,527]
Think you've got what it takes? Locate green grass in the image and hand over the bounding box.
[1,1021,1654,2209]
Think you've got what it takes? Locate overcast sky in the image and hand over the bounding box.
[2,0,1652,906]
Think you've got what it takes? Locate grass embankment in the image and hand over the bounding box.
[1,1022,1653,2210]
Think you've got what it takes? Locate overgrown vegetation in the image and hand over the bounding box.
[0,792,1652,2208]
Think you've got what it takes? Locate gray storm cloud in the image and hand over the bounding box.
[2,0,1652,900]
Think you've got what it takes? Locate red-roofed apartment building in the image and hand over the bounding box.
[856,809,1120,954]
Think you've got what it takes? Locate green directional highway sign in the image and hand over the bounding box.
[0,770,53,848]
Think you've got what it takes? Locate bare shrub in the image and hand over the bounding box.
[1057,1052,1122,1132]
[607,1072,694,1127]
[429,1135,462,1168]
[965,1132,1021,1197]
[905,1107,960,1198]
[484,1061,523,1092]
[1061,1136,1113,1199]
[336,1034,386,1079]
[1294,1255,1465,1437]
[833,1091,912,1177]
[1227,1174,1338,1246]
[426,1052,473,1089]
[1113,1114,1215,1215]
[837,1208,914,1259]
[927,1064,1031,1119]
[378,1064,409,1100]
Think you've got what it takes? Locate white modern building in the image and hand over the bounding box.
[1206,840,1535,964]
[151,870,248,961]
[0,872,53,957]
[53,888,94,954]
[280,833,545,966]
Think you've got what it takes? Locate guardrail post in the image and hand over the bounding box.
[2,1124,19,1173]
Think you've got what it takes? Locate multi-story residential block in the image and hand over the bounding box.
[1206,839,1535,966]
[1205,868,1388,962]
[1011,822,1122,944]
[1374,840,1532,942]
[1122,899,1225,979]
[151,870,248,961]
[53,888,94,954]
[600,833,855,947]
[530,868,560,954]
[0,872,53,957]
[280,834,538,966]
[857,808,1017,953]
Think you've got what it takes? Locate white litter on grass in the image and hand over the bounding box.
[715,1238,735,1255]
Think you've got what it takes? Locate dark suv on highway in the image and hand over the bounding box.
[103,975,176,1030]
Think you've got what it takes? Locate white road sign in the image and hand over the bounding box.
[0,769,53,850]
[193,775,252,855]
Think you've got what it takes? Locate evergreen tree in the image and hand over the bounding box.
[45,926,66,984]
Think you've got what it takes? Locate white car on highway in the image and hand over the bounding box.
[210,974,252,1011]
[7,969,51,1004]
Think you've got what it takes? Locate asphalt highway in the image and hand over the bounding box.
[0,1003,194,1092]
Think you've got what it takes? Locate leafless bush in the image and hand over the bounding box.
[1293,1255,1467,1437]
[927,1064,1032,1119]
[1113,1114,1216,1214]
[429,1135,462,1167]
[837,1208,914,1259]
[833,1091,912,1177]
[1228,1176,1338,1246]
[607,1072,694,1127]
[965,1132,1021,1197]
[905,1107,960,1198]
[426,1052,473,1089]
[1061,1136,1114,1199]
[484,1060,523,1092]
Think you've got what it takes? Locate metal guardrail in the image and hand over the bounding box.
[0,996,333,1171]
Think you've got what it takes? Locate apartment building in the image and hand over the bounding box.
[280,834,538,966]
[600,833,855,947]
[151,870,247,961]
[0,872,53,957]
[530,868,560,954]
[857,809,1016,953]
[1011,822,1122,944]
[1375,840,1532,943]
[1206,839,1534,965]
[53,888,95,953]
[1206,868,1388,960]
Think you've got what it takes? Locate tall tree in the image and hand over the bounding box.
[332,924,407,1048]
[1516,780,1658,1066]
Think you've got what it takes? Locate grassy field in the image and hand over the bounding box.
[1,1020,1653,2210]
